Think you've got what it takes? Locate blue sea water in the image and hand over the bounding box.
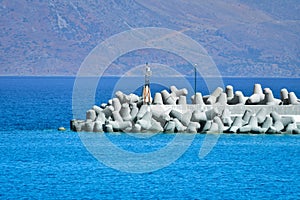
[0,76,300,199]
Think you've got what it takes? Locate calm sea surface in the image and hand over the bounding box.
[0,76,299,199]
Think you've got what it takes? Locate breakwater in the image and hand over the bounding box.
[71,84,300,134]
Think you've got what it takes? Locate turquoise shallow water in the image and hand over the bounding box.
[0,76,300,199]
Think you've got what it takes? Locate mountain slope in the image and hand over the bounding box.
[0,0,299,77]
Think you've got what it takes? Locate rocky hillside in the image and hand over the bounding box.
[0,0,299,77]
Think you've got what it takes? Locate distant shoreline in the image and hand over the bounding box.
[1,75,300,79]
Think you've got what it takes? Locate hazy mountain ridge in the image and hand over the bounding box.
[0,0,299,77]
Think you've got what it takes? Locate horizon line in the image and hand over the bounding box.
[0,75,300,79]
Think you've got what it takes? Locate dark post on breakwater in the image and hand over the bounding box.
[194,64,197,95]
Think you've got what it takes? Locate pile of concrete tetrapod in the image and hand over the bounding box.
[70,84,300,134]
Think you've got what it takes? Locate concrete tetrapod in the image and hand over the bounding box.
[191,110,207,123]
[170,109,192,126]
[238,116,258,133]
[112,111,123,123]
[86,109,97,121]
[95,111,106,124]
[84,120,94,132]
[280,88,289,105]
[253,83,263,95]
[130,103,139,121]
[161,90,176,105]
[93,121,103,132]
[261,116,273,133]
[153,93,163,105]
[181,111,192,127]
[270,111,281,122]
[213,116,224,132]
[72,120,85,132]
[286,123,297,134]
[225,85,234,101]
[109,121,132,132]
[227,116,243,133]
[228,91,246,105]
[191,92,204,105]
[256,108,268,124]
[150,118,164,132]
[206,87,223,105]
[115,91,127,104]
[205,107,219,121]
[136,111,152,130]
[102,105,114,119]
[100,103,107,109]
[207,122,219,133]
[170,86,188,98]
[120,103,132,121]
[247,84,264,104]
[281,117,295,128]
[216,93,227,106]
[178,96,187,105]
[201,120,212,132]
[186,122,200,133]
[104,124,114,133]
[152,109,171,127]
[136,105,149,120]
[126,93,140,104]
[92,105,102,115]
[164,120,176,133]
[112,98,122,112]
[173,118,186,132]
[131,124,142,133]
[273,121,284,132]
[221,108,232,127]
[261,88,281,105]
[288,92,299,105]
[242,110,252,125]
